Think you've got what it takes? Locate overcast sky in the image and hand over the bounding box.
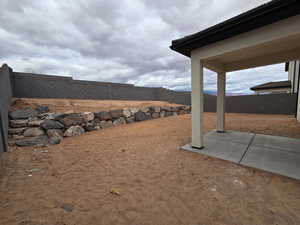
[0,0,287,94]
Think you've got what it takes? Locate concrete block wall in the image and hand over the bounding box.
[0,65,13,153]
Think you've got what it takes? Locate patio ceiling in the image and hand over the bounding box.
[193,15,300,73]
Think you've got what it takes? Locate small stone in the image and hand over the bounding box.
[47,129,63,145]
[94,111,112,121]
[122,108,131,118]
[160,111,166,118]
[23,128,45,137]
[12,135,25,140]
[134,111,146,121]
[64,125,85,137]
[110,109,123,119]
[61,203,73,212]
[126,117,135,123]
[41,120,64,130]
[40,113,65,120]
[8,128,26,135]
[9,120,28,128]
[28,120,43,127]
[99,120,113,129]
[35,105,49,114]
[15,136,49,147]
[62,113,84,127]
[149,106,160,113]
[151,112,160,119]
[9,108,38,120]
[113,117,126,126]
[81,112,94,122]
[165,111,173,117]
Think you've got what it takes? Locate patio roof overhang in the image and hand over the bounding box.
[170,0,300,149]
[170,0,300,73]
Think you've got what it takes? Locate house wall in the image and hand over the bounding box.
[0,65,13,153]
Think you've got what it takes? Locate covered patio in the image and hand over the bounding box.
[171,0,300,179]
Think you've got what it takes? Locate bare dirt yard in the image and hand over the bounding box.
[1,112,300,225]
[11,98,182,113]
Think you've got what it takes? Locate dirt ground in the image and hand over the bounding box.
[1,113,300,225]
[11,98,182,113]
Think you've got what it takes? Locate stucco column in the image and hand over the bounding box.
[191,57,204,149]
[217,72,226,132]
[297,89,300,122]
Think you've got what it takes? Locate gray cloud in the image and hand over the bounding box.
[0,0,286,94]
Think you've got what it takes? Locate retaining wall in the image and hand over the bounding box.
[0,65,13,153]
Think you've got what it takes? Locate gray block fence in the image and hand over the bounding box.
[0,64,298,153]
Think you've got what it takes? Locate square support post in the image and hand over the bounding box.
[191,58,204,149]
[297,88,300,122]
[217,72,226,132]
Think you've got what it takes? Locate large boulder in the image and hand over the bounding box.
[81,112,94,122]
[126,117,135,123]
[110,109,123,119]
[94,111,112,121]
[28,119,43,127]
[64,125,85,137]
[8,128,26,135]
[122,108,131,118]
[99,120,113,129]
[15,136,49,147]
[151,112,160,119]
[23,128,45,137]
[9,108,38,120]
[41,120,64,130]
[62,113,84,127]
[134,111,146,122]
[35,105,49,114]
[47,129,64,145]
[9,119,28,128]
[113,117,126,126]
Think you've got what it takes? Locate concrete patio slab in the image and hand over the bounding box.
[252,134,300,154]
[181,130,300,180]
[181,138,249,163]
[241,146,300,180]
[205,130,255,145]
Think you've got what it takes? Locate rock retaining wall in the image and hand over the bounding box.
[8,105,191,147]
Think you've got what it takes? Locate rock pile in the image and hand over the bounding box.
[8,105,191,147]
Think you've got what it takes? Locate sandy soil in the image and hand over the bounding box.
[11,98,183,113]
[1,113,300,225]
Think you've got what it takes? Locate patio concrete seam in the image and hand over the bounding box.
[238,133,256,164]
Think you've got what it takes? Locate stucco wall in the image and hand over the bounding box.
[0,65,13,153]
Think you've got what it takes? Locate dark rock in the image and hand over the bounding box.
[9,108,38,120]
[84,121,100,131]
[178,110,186,115]
[149,107,160,113]
[113,117,126,126]
[23,128,45,137]
[64,125,85,137]
[40,113,65,121]
[9,119,28,128]
[151,112,160,119]
[62,113,84,127]
[15,136,49,147]
[8,128,26,135]
[145,112,151,120]
[134,111,146,121]
[165,111,173,117]
[94,111,112,121]
[110,109,123,119]
[35,105,49,114]
[41,120,64,130]
[99,120,113,129]
[47,129,63,145]
[126,117,135,123]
